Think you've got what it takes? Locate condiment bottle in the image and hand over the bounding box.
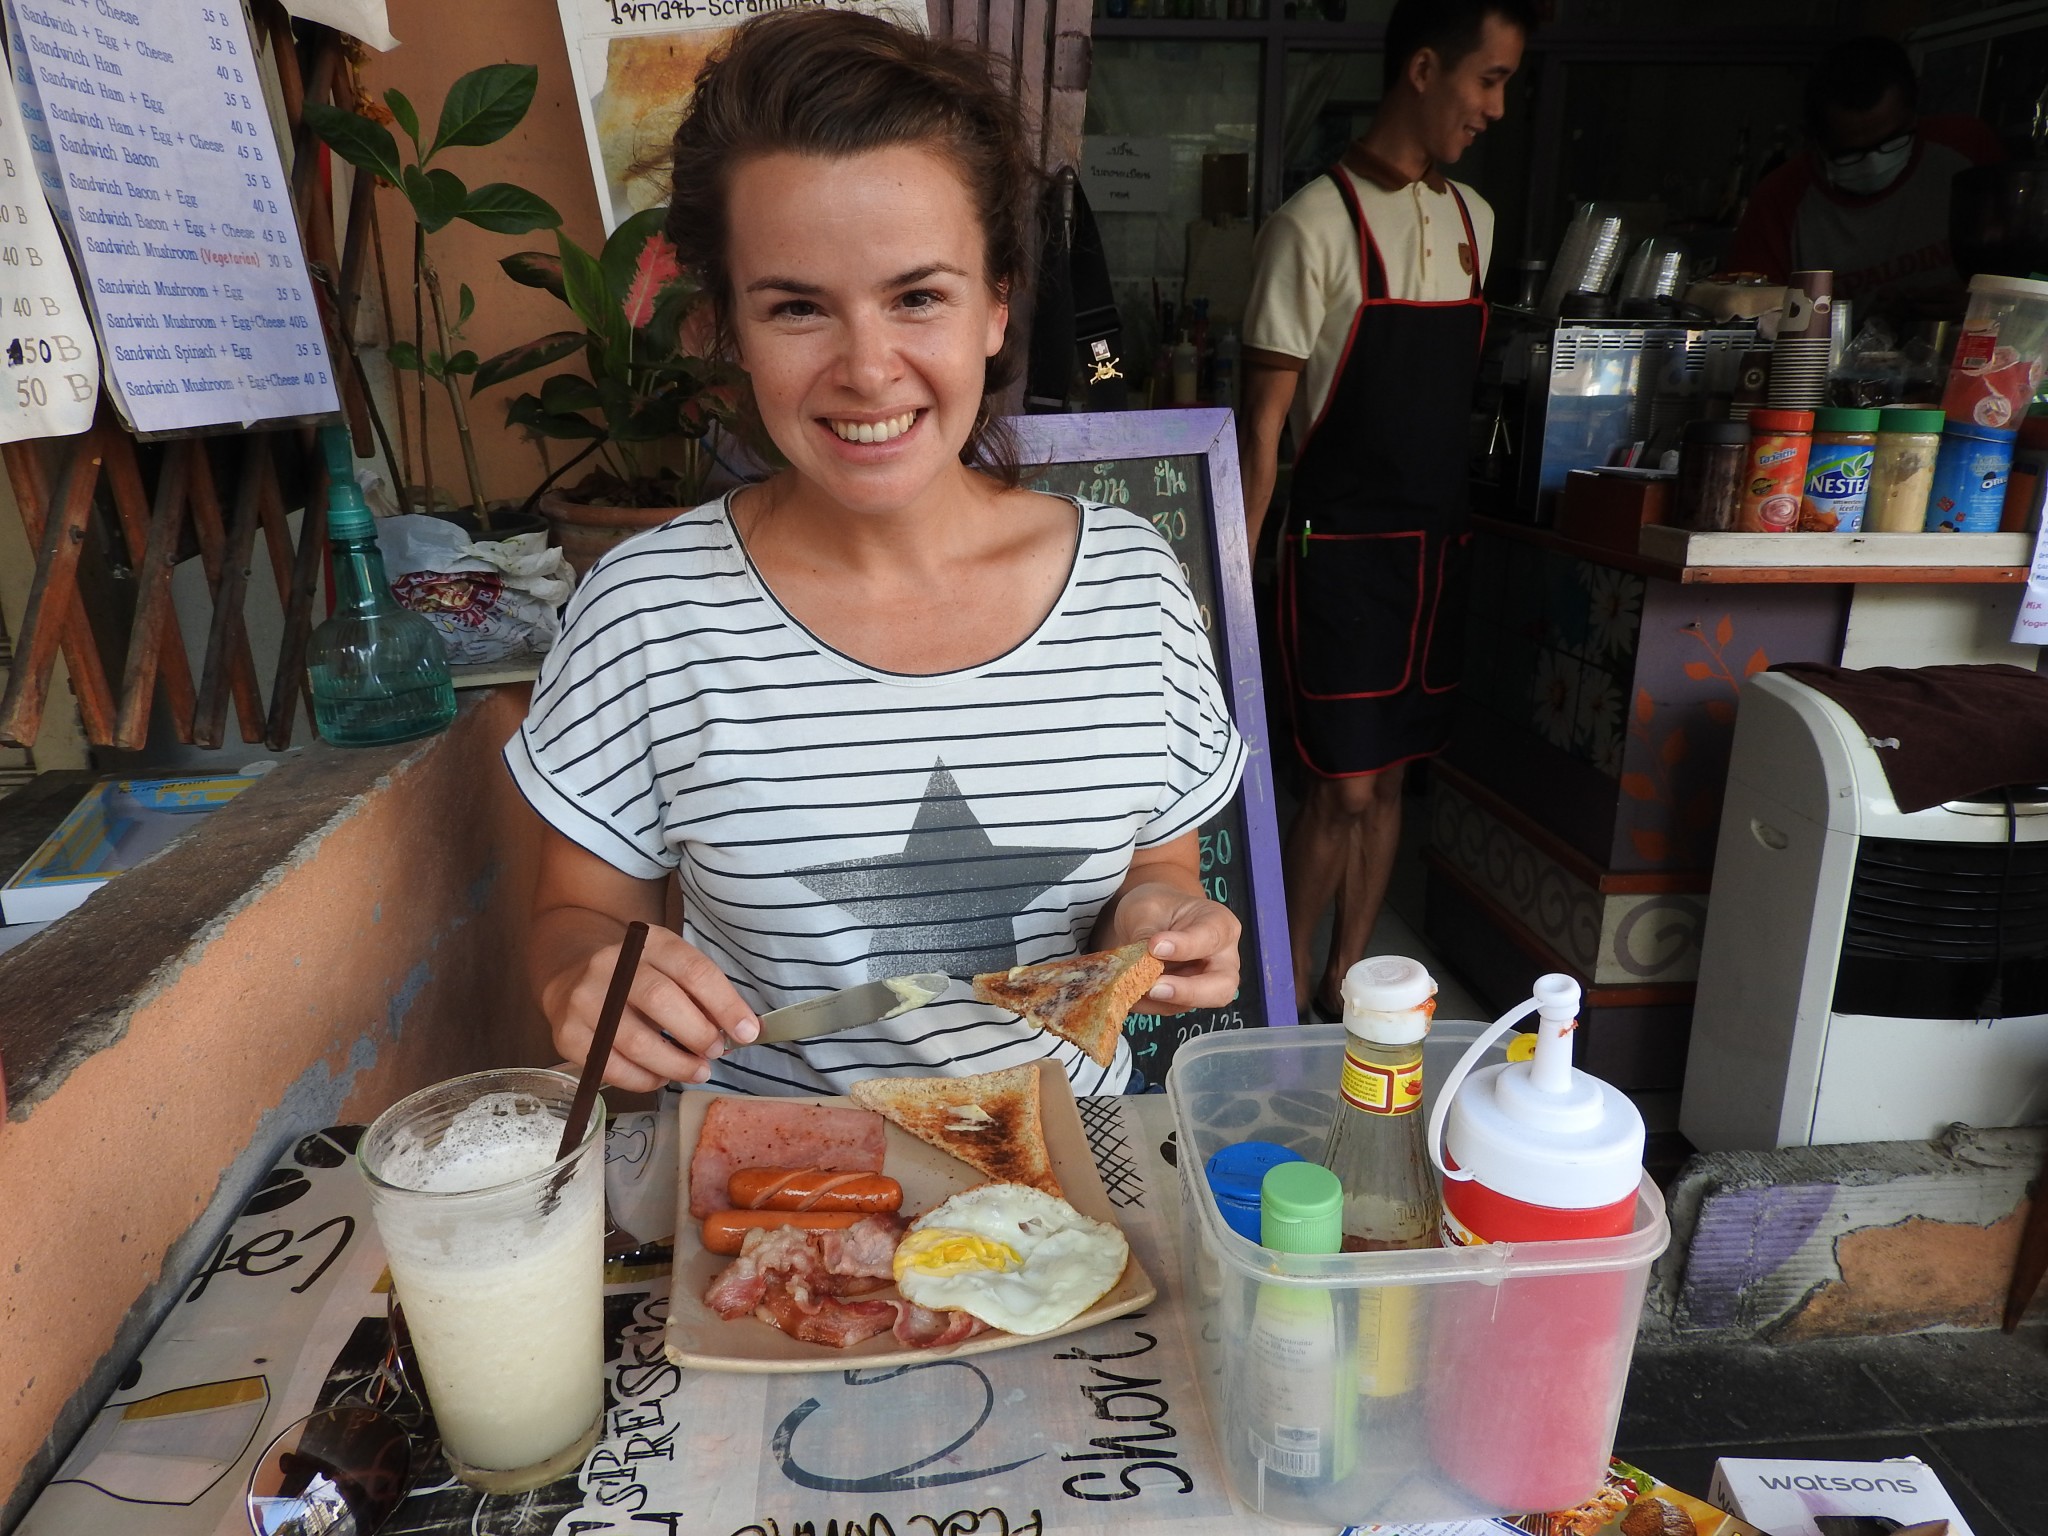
[1243,1161,1353,1511]
[1674,418,1748,531]
[1801,407,1879,532]
[1735,408,1813,531]
[2001,407,2048,532]
[1863,406,1944,532]
[306,426,457,746]
[1204,1141,1305,1241]
[1926,420,2018,532]
[1171,330,1200,406]
[1421,974,1646,1513]
[1319,956,1440,1401]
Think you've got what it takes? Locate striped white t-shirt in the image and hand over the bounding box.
[507,493,1246,1097]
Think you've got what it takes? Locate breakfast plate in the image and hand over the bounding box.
[662,1059,1156,1372]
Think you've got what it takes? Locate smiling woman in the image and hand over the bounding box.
[506,11,1247,1101]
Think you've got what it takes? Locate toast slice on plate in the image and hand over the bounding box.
[971,942,1165,1068]
[846,1064,1061,1197]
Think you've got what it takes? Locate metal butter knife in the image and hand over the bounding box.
[751,973,951,1045]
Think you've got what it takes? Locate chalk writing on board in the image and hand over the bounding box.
[3,0,338,433]
[1027,455,1263,1080]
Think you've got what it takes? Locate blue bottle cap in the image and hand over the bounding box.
[1203,1140,1306,1241]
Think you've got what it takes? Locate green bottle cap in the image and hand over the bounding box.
[320,423,376,541]
[1260,1161,1342,1254]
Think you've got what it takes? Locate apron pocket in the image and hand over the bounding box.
[1285,529,1425,699]
[1421,531,1473,694]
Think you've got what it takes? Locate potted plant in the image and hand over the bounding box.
[305,64,562,531]
[473,208,751,576]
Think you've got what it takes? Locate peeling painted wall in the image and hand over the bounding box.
[1649,1126,2047,1341]
[0,688,550,1527]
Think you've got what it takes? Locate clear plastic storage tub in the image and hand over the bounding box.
[1166,1022,1670,1528]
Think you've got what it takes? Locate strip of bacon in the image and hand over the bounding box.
[754,1286,899,1348]
[819,1213,908,1280]
[889,1301,991,1349]
[702,1214,992,1350]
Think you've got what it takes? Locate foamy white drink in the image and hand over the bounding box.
[364,1077,604,1486]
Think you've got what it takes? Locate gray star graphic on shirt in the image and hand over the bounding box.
[791,760,1090,980]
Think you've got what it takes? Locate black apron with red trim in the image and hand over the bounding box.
[1278,169,1488,778]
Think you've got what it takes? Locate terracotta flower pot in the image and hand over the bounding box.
[538,492,685,581]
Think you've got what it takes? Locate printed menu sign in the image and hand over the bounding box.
[2,0,338,435]
[0,57,96,440]
[553,0,925,232]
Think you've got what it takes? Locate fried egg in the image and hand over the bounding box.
[892,1183,1129,1334]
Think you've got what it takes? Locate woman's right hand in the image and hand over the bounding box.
[548,924,761,1092]
[529,827,760,1092]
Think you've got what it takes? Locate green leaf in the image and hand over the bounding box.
[384,88,421,152]
[540,372,602,413]
[445,350,479,375]
[401,165,468,233]
[385,339,422,371]
[599,207,669,302]
[422,349,447,380]
[301,102,402,186]
[429,63,538,159]
[499,250,565,301]
[472,330,585,393]
[506,394,604,439]
[559,231,629,375]
[457,283,475,328]
[458,183,561,235]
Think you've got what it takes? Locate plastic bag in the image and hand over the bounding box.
[375,513,574,665]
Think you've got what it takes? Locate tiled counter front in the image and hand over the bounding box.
[1424,524,1850,1090]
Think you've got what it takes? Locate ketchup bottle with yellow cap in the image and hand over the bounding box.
[1421,974,1646,1511]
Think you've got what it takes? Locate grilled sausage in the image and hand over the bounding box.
[700,1209,870,1256]
[727,1168,904,1213]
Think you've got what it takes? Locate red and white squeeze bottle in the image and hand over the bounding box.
[1420,974,1647,1514]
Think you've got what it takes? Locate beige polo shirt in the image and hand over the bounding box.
[1244,148,1495,442]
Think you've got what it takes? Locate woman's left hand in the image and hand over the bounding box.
[1105,876,1242,1015]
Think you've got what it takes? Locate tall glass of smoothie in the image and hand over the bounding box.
[358,1068,605,1492]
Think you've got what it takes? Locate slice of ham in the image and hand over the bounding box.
[688,1098,886,1219]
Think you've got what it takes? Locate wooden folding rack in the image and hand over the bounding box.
[0,3,371,754]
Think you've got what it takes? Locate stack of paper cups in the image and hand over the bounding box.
[1767,270,1836,410]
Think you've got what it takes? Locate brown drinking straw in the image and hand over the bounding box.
[557,920,647,1160]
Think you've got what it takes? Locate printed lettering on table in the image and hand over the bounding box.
[2,0,338,435]
[0,59,96,440]
[15,1107,1252,1536]
[552,0,927,232]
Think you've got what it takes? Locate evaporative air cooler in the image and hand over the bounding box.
[1680,670,2048,1151]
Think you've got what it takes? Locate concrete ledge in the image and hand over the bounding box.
[0,689,552,1527]
[1648,1126,2047,1341]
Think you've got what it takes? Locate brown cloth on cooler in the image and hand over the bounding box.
[1773,662,2048,814]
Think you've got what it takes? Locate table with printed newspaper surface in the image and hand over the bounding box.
[18,1094,1318,1536]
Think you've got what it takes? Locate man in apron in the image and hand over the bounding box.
[1239,0,1529,1020]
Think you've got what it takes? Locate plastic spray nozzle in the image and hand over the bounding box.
[1529,973,1581,1096]
[319,423,374,540]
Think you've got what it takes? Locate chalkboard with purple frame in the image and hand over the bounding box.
[1009,409,1294,1082]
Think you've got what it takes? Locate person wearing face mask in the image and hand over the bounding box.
[1238,0,1530,1024]
[1727,35,2002,311]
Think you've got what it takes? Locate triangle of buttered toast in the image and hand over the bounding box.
[972,942,1164,1068]
[846,1064,1061,1198]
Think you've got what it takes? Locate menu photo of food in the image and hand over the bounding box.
[553,0,930,232]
